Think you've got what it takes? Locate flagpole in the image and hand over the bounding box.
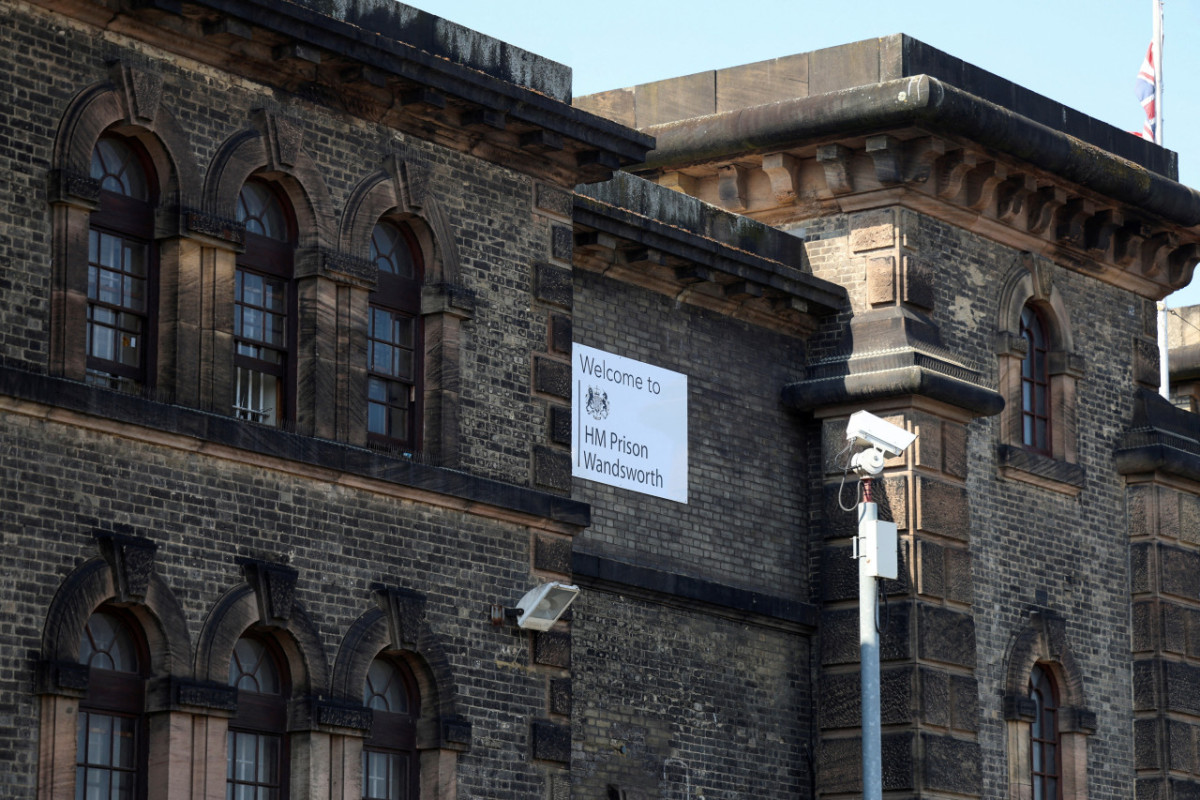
[1155,0,1171,400]
[1154,0,1163,146]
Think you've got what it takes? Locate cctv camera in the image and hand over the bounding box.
[845,410,916,457]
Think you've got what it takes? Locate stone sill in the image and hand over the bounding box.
[0,364,589,528]
[997,444,1085,496]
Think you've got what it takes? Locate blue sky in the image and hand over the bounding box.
[417,1,1200,305]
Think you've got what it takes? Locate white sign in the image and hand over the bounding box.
[571,343,688,503]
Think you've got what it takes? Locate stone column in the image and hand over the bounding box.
[1118,392,1200,799]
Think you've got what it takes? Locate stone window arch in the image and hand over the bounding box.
[1029,663,1062,800]
[193,561,330,797]
[36,533,190,800]
[340,156,470,464]
[331,588,471,800]
[1003,612,1095,800]
[233,177,298,427]
[362,655,421,799]
[188,112,337,436]
[75,607,149,800]
[227,633,291,798]
[86,133,159,393]
[996,255,1085,494]
[48,67,198,395]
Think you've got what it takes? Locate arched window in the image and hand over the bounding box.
[87,135,157,393]
[362,656,419,800]
[1020,305,1051,455]
[228,635,288,798]
[367,221,423,449]
[234,181,295,427]
[1029,664,1061,800]
[77,608,147,799]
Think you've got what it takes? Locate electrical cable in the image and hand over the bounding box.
[875,576,890,636]
[835,440,861,512]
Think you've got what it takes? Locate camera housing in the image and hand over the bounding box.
[845,410,916,457]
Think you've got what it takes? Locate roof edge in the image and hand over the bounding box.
[638,75,1200,228]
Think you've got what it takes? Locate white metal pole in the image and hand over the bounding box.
[1154,0,1163,146]
[1159,302,1171,400]
[1155,1,1170,400]
[859,489,882,800]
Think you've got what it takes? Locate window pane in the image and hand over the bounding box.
[87,714,113,765]
[77,711,139,800]
[82,766,108,800]
[371,342,393,374]
[234,368,281,426]
[90,137,149,200]
[393,350,413,381]
[79,612,138,672]
[111,718,135,768]
[229,638,280,693]
[258,736,279,783]
[237,183,287,241]
[89,324,115,363]
[371,222,415,278]
[234,732,257,781]
[363,749,407,800]
[111,770,134,800]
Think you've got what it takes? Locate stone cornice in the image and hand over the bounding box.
[25,0,653,186]
[1116,388,1200,484]
[573,174,846,337]
[631,77,1200,299]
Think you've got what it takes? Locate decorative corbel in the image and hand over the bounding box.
[1113,222,1148,267]
[574,231,617,254]
[1168,243,1200,289]
[761,152,800,204]
[1053,198,1094,247]
[1025,186,1065,235]
[996,174,1036,223]
[724,281,763,300]
[1083,209,1123,258]
[935,149,977,200]
[658,172,699,196]
[621,246,668,269]
[865,135,904,185]
[1140,231,1177,278]
[816,144,855,195]
[717,164,748,211]
[903,137,945,185]
[965,162,1008,212]
[675,266,715,285]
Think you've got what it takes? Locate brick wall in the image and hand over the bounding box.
[0,0,560,486]
[571,592,809,799]
[572,271,811,597]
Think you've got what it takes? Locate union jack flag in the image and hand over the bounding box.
[1136,43,1157,140]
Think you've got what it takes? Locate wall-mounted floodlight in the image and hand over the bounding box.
[495,582,580,631]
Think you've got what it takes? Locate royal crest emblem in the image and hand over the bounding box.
[585,386,609,420]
